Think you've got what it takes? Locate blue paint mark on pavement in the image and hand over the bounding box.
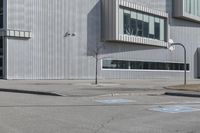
[150,105,200,113]
[95,99,133,104]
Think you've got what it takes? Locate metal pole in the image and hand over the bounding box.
[184,45,187,85]
[171,43,187,85]
[95,52,98,85]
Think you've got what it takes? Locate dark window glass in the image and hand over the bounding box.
[0,69,3,77]
[155,22,160,40]
[0,38,3,48]
[187,64,190,70]
[121,8,166,42]
[137,20,143,36]
[0,0,2,14]
[175,63,180,70]
[124,13,131,35]
[112,60,129,69]
[0,48,3,56]
[103,60,190,71]
[0,0,3,29]
[143,21,149,38]
[103,60,129,69]
[143,62,148,69]
[130,61,135,69]
[180,64,184,70]
[149,34,154,39]
[0,58,2,67]
[0,47,2,55]
[0,15,3,28]
[136,62,143,69]
[130,18,137,35]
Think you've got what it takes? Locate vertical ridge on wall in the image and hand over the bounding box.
[5,0,200,80]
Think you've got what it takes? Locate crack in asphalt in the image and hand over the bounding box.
[94,116,115,133]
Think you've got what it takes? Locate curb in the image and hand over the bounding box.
[165,92,200,98]
[0,88,63,96]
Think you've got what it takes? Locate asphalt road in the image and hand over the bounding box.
[0,91,199,133]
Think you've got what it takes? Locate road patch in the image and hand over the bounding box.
[149,105,200,113]
[95,99,133,104]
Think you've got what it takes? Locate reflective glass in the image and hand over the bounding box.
[130,11,137,35]
[120,8,166,41]
[103,60,190,71]
[143,14,149,38]
[137,13,143,36]
[154,18,160,40]
[124,13,131,35]
[0,0,2,14]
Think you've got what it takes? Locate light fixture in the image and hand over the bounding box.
[64,32,71,37]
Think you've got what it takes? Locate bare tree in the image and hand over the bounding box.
[89,44,104,85]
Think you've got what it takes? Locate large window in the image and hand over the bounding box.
[102,60,190,71]
[120,8,166,41]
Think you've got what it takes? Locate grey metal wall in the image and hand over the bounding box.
[5,0,200,80]
[6,0,100,79]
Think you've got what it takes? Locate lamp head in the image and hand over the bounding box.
[168,45,175,51]
[168,39,175,51]
[168,39,174,45]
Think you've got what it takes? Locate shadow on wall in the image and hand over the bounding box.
[87,1,164,57]
[87,1,101,57]
[194,50,198,78]
[194,48,200,78]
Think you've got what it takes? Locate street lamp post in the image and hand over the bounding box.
[168,40,187,85]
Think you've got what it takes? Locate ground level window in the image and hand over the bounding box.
[102,60,190,71]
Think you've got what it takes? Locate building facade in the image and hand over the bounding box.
[0,0,200,80]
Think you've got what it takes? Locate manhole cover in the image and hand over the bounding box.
[149,105,200,113]
[95,99,133,104]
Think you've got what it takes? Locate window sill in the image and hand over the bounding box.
[117,34,168,47]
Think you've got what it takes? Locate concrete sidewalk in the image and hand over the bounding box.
[0,79,199,97]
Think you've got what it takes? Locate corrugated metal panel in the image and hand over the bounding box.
[5,0,200,80]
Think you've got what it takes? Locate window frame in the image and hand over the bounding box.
[120,7,167,42]
[101,0,169,47]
